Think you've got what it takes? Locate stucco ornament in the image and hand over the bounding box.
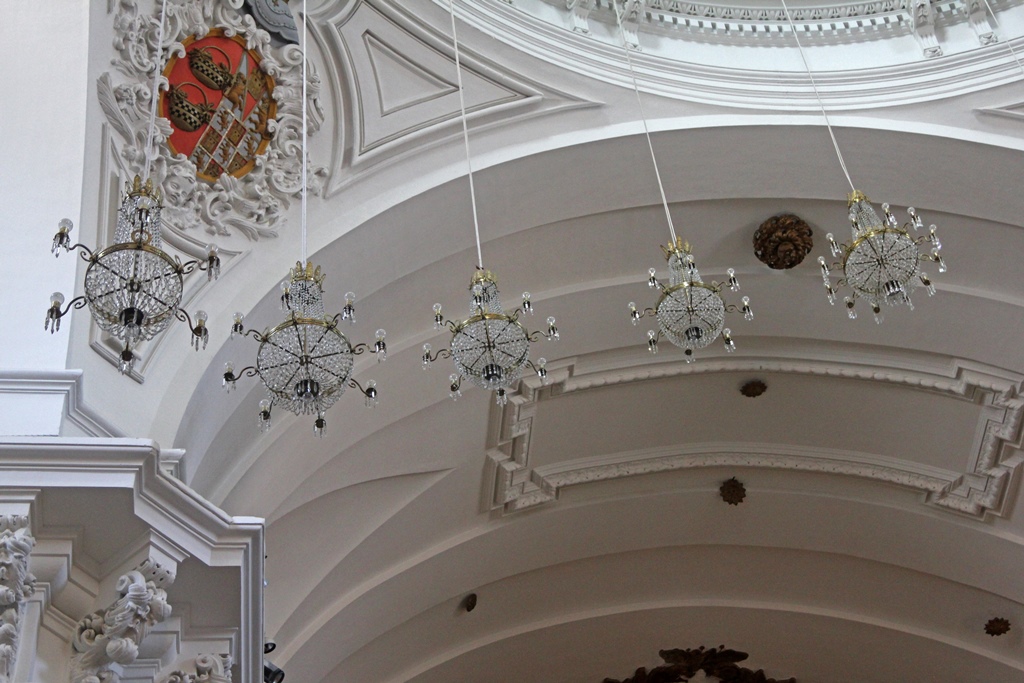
[0,516,36,683]
[160,654,233,683]
[99,0,327,242]
[70,570,173,683]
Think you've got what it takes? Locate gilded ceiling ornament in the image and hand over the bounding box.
[603,646,795,683]
[984,617,1011,636]
[753,214,813,270]
[720,477,746,505]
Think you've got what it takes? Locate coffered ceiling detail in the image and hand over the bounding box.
[317,0,594,190]
[488,351,1024,516]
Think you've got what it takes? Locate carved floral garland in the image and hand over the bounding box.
[0,516,35,683]
[100,0,327,242]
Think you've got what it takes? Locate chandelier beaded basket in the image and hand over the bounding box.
[222,262,384,436]
[818,191,945,323]
[777,0,947,321]
[611,0,751,358]
[220,0,383,437]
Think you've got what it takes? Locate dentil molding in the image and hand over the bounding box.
[486,353,1024,517]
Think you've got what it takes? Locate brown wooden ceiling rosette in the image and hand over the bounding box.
[753,214,814,270]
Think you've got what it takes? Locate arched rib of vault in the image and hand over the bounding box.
[185,213,1024,524]
[337,546,1024,683]
[150,120,1024,469]
[270,478,1024,682]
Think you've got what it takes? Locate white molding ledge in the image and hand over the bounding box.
[486,353,1024,517]
[0,370,123,438]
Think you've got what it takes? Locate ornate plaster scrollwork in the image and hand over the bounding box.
[910,0,942,57]
[160,654,232,683]
[566,0,597,33]
[99,0,327,243]
[0,516,36,683]
[70,569,173,683]
[617,0,646,49]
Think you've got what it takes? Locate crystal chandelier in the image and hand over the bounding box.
[219,0,384,437]
[45,0,220,374]
[221,262,385,436]
[424,270,557,404]
[611,0,751,359]
[630,238,750,360]
[817,192,944,323]
[779,0,947,322]
[421,0,560,405]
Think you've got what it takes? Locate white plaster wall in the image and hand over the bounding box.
[0,0,90,435]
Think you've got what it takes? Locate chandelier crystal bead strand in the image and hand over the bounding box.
[421,0,560,406]
[220,0,384,436]
[45,0,220,374]
[779,0,946,323]
[612,0,750,359]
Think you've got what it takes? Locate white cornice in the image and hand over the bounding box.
[450,0,1024,108]
[0,437,264,683]
[0,369,123,438]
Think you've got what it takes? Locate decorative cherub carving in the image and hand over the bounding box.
[0,515,36,683]
[160,653,232,683]
[70,570,172,683]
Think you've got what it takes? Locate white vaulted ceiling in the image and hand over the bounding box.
[69,0,1024,681]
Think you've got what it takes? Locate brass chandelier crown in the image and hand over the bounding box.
[46,175,221,374]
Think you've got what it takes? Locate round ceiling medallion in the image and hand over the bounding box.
[753,214,814,270]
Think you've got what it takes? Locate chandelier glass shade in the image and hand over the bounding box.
[629,238,751,361]
[46,176,221,374]
[423,270,557,405]
[817,191,945,323]
[222,261,385,436]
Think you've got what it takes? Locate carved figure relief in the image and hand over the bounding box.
[71,570,173,683]
[99,0,327,242]
[0,516,35,683]
[603,646,795,683]
[160,653,233,683]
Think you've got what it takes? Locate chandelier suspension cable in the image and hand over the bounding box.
[301,0,308,264]
[142,0,170,183]
[980,0,1024,74]
[611,0,677,245]
[779,0,856,193]
[447,0,485,270]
